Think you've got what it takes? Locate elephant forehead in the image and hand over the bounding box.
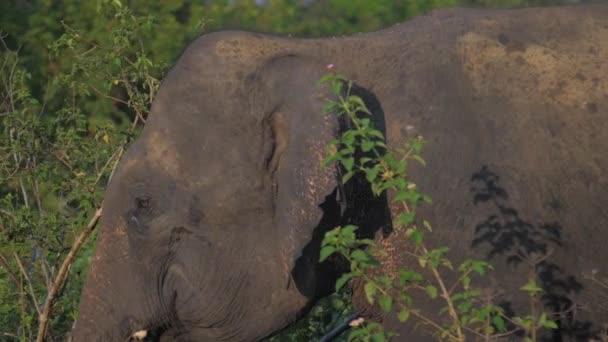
[138,130,182,179]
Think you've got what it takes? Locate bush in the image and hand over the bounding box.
[317,72,558,341]
[0,2,167,339]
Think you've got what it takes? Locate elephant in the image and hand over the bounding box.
[71,4,608,341]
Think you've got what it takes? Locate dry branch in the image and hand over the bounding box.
[13,253,42,317]
[35,207,102,342]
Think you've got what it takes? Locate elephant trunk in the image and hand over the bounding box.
[71,219,166,341]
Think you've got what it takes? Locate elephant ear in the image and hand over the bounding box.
[258,55,343,292]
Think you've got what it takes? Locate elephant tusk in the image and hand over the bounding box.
[131,330,148,340]
[348,317,365,327]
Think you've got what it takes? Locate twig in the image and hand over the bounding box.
[1,332,18,339]
[39,259,53,293]
[9,128,29,208]
[13,253,42,317]
[108,147,125,182]
[0,253,20,288]
[32,156,43,214]
[49,149,74,172]
[90,84,130,106]
[36,207,102,342]
[92,146,123,188]
[0,208,17,220]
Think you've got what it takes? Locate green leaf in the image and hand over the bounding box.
[543,319,558,329]
[349,96,371,115]
[411,154,426,166]
[520,279,543,296]
[342,157,355,171]
[374,140,387,148]
[318,73,335,86]
[394,190,420,204]
[492,316,506,332]
[371,333,386,342]
[360,157,373,165]
[412,140,425,154]
[397,309,410,322]
[399,270,424,284]
[361,140,375,152]
[365,166,380,183]
[347,328,367,341]
[341,225,358,235]
[378,295,393,313]
[368,130,384,140]
[322,101,337,114]
[331,80,342,96]
[364,282,377,304]
[335,273,354,291]
[342,170,355,184]
[410,230,423,245]
[397,212,415,226]
[513,316,532,330]
[423,220,432,232]
[425,285,438,299]
[351,249,370,263]
[538,312,558,329]
[319,246,336,262]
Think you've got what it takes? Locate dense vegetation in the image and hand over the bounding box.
[0,0,591,340]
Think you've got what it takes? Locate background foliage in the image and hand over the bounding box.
[0,0,592,340]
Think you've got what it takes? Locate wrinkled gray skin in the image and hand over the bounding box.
[72,5,608,341]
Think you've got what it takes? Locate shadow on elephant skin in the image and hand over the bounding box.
[470,165,596,341]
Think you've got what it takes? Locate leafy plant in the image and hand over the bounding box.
[318,70,558,341]
[0,1,170,339]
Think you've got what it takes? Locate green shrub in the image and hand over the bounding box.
[0,2,168,339]
[318,72,557,341]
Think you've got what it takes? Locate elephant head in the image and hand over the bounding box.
[71,32,386,341]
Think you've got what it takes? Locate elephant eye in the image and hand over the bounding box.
[135,196,151,209]
[129,195,153,231]
[133,195,153,217]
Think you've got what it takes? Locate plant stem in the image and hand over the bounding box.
[13,253,41,316]
[36,207,102,342]
[360,273,458,340]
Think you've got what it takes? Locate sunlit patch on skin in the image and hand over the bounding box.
[456,27,608,108]
[142,130,181,178]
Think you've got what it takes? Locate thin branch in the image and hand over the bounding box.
[108,147,125,182]
[92,146,123,188]
[1,332,18,340]
[36,207,102,342]
[0,253,20,288]
[0,208,17,220]
[123,79,148,124]
[9,128,29,208]
[448,268,474,296]
[39,260,52,293]
[32,156,43,214]
[13,253,42,316]
[90,84,130,106]
[49,149,74,172]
